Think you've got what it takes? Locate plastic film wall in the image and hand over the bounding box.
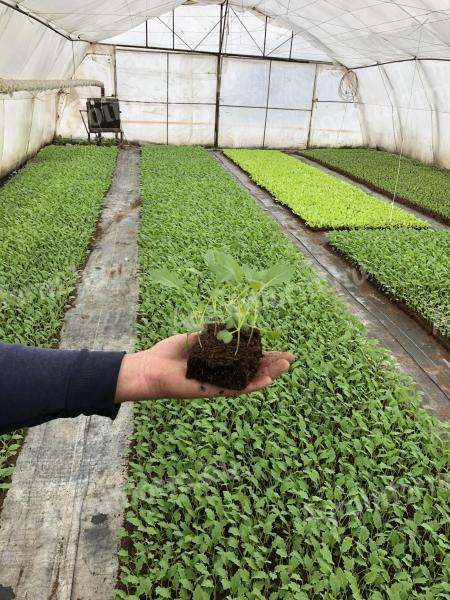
[56,45,116,140]
[0,4,87,179]
[356,60,450,168]
[57,47,362,149]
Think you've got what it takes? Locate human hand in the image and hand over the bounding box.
[115,333,295,403]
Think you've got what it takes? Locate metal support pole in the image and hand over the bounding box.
[306,63,318,148]
[214,1,229,148]
[262,61,272,148]
[172,11,175,50]
[263,17,268,56]
[112,46,118,97]
[166,53,169,145]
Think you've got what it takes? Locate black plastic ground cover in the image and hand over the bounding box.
[297,151,450,227]
[214,151,450,423]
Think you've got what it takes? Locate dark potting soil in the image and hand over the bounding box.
[187,324,263,390]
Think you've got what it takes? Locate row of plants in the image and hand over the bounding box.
[0,144,117,501]
[300,148,450,224]
[225,149,450,349]
[224,150,426,230]
[117,145,450,599]
[327,229,450,343]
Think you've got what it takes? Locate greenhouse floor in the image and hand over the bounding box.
[0,146,140,599]
[0,145,449,600]
[213,151,450,423]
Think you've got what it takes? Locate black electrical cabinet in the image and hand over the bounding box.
[86,97,122,140]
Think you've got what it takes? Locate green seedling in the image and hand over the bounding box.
[118,145,450,599]
[0,144,117,495]
[302,147,450,222]
[148,249,295,351]
[328,228,450,340]
[225,149,427,229]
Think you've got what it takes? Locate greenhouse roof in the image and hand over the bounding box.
[5,0,450,67]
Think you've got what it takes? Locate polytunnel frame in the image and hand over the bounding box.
[0,0,86,41]
[6,1,450,161]
[97,0,357,149]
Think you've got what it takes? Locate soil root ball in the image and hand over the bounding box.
[187,324,263,390]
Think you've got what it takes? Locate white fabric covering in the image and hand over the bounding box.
[8,1,450,68]
[2,0,450,172]
[0,3,87,178]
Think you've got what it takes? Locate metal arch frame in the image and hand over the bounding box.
[138,4,322,64]
[214,0,229,147]
[0,0,86,41]
[110,2,334,149]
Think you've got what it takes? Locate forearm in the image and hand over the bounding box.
[0,343,125,435]
[114,351,161,403]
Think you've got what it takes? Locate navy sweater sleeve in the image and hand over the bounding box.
[0,343,125,435]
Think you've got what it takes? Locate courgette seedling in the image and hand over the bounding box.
[148,250,295,390]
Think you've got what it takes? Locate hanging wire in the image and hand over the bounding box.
[333,69,358,147]
[389,16,427,222]
[71,40,77,78]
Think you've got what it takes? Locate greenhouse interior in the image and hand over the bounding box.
[0,0,449,598]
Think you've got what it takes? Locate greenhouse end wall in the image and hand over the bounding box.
[54,44,450,166]
[56,46,363,149]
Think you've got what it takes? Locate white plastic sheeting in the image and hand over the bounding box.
[231,0,450,68]
[57,47,360,148]
[7,0,182,42]
[357,60,450,167]
[116,50,216,145]
[0,3,87,178]
[8,1,450,68]
[219,58,314,147]
[56,45,116,140]
[3,0,450,170]
[310,66,363,148]
[108,4,330,63]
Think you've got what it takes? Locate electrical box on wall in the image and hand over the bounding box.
[86,97,121,133]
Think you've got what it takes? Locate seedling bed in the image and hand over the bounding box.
[224,149,427,230]
[327,229,450,348]
[117,145,450,599]
[300,149,450,226]
[216,149,450,419]
[0,144,118,502]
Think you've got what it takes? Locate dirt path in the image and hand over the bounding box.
[214,150,450,423]
[0,145,140,600]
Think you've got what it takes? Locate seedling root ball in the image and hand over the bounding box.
[186,324,262,389]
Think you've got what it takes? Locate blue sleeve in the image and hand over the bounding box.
[0,343,125,435]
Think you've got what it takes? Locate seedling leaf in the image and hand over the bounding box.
[217,329,233,344]
[147,268,184,290]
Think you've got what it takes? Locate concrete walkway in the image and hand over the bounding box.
[0,146,140,600]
